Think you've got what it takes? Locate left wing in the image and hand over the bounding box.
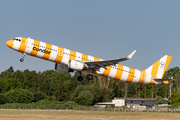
[84,50,136,71]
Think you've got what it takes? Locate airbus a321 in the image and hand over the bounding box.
[6,37,173,85]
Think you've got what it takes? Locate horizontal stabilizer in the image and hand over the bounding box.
[153,78,174,82]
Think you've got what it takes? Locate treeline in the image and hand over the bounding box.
[0,66,180,106]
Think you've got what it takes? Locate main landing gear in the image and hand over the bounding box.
[87,74,93,80]
[20,53,26,62]
[77,72,93,81]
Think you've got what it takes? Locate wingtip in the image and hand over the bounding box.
[127,50,136,59]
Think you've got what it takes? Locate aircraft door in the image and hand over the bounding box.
[58,48,64,57]
[140,71,146,81]
[25,38,30,48]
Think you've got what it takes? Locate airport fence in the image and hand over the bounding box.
[0,104,180,113]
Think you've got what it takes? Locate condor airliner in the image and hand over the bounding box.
[6,37,172,85]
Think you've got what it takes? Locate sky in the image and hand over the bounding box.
[0,0,180,73]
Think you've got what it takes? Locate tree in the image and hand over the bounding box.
[76,90,94,106]
[6,89,34,103]
[76,95,88,106]
[156,96,164,105]
[33,92,44,102]
[169,93,180,107]
[0,93,8,104]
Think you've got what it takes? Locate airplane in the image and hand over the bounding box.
[6,37,173,85]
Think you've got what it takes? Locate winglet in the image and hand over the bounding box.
[127,50,136,59]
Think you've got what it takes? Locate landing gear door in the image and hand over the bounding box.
[25,38,30,48]
[58,48,64,57]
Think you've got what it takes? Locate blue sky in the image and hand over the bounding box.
[0,0,179,73]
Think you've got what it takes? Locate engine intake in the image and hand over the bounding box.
[55,63,74,73]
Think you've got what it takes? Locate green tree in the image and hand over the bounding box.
[156,96,164,105]
[169,93,180,107]
[6,89,34,103]
[0,93,8,104]
[76,94,88,106]
[75,90,94,106]
[33,92,44,102]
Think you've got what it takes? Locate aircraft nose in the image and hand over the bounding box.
[6,40,14,48]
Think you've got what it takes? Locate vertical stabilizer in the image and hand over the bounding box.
[145,55,172,79]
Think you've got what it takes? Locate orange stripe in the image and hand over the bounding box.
[137,70,146,84]
[69,50,76,61]
[102,66,112,77]
[149,60,160,85]
[42,43,52,60]
[161,81,169,85]
[114,64,123,81]
[91,70,97,74]
[54,47,64,63]
[162,56,172,78]
[30,40,40,57]
[94,57,100,61]
[126,68,135,83]
[67,50,77,65]
[81,54,88,62]
[149,79,156,85]
[18,37,27,53]
[151,60,160,78]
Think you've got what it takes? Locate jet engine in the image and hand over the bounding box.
[55,63,74,73]
[68,60,85,71]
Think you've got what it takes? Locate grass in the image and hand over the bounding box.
[0,109,180,120]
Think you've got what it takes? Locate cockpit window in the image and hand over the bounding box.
[13,38,21,42]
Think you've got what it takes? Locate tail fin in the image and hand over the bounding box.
[145,55,172,79]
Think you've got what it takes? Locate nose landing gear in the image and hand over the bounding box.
[20,53,26,62]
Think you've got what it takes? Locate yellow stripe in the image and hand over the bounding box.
[137,71,146,84]
[67,50,77,65]
[69,50,76,61]
[148,60,160,85]
[161,81,169,85]
[18,37,27,53]
[94,57,100,61]
[81,54,88,62]
[151,60,160,78]
[42,43,52,60]
[30,40,40,56]
[126,68,135,83]
[162,56,172,78]
[114,64,123,81]
[102,66,112,77]
[54,47,64,63]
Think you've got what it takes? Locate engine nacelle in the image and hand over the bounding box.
[55,63,74,73]
[68,60,84,71]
